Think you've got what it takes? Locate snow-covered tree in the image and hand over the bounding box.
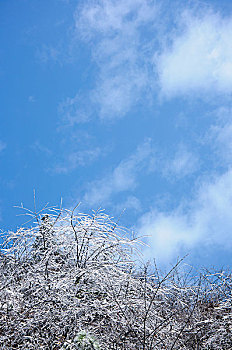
[0,205,231,349]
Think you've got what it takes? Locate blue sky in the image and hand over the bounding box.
[1,0,232,267]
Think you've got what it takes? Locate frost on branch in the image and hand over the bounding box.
[0,205,232,349]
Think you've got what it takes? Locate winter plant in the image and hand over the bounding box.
[0,202,232,349]
[61,330,101,350]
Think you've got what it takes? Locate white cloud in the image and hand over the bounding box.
[157,11,232,98]
[206,107,232,166]
[83,139,155,206]
[138,209,196,262]
[76,0,158,44]
[92,68,149,119]
[53,147,102,174]
[74,0,159,119]
[59,94,90,126]
[162,145,199,179]
[210,123,232,165]
[115,195,142,213]
[0,141,6,153]
[60,3,232,123]
[137,169,232,262]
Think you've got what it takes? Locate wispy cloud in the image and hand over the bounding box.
[83,139,155,206]
[74,0,159,120]
[137,169,232,263]
[28,96,36,103]
[67,1,232,121]
[206,107,232,166]
[59,94,91,126]
[115,195,142,213]
[157,11,232,98]
[0,141,6,154]
[32,141,52,156]
[162,144,199,180]
[53,147,102,174]
[36,45,62,64]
